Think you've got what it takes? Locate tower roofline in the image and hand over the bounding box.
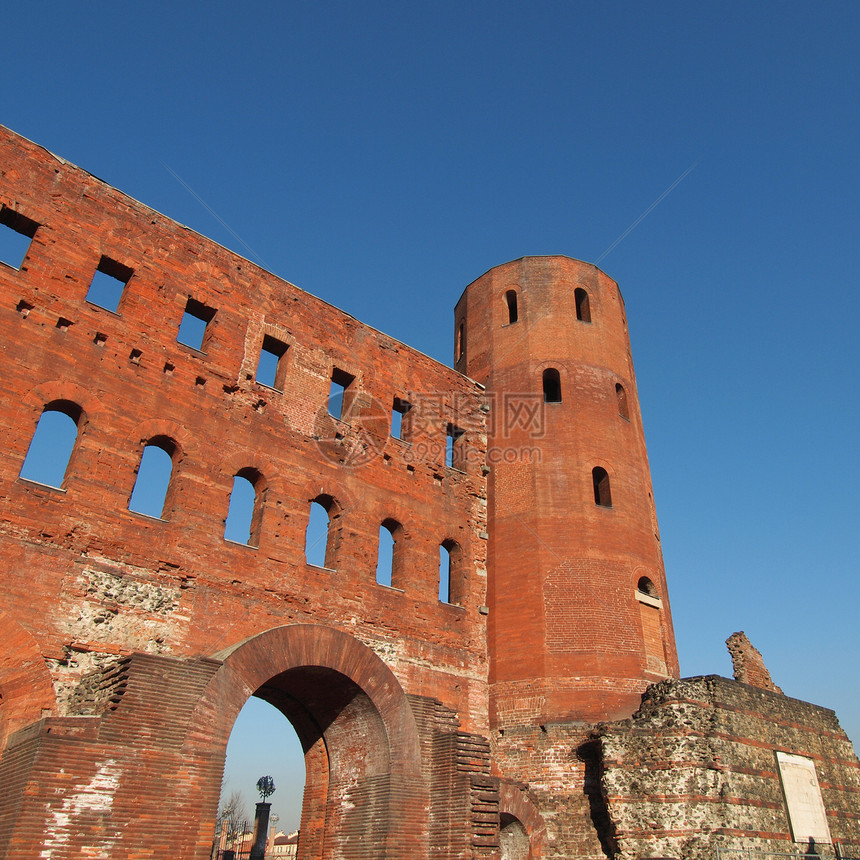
[455,255,622,309]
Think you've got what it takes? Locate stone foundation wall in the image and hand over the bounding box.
[596,676,860,860]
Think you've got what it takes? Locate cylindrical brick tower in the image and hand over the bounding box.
[455,256,679,728]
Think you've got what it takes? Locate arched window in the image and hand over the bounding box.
[542,368,562,403]
[224,468,265,547]
[19,401,82,488]
[376,518,403,588]
[439,539,463,604]
[615,383,629,420]
[305,495,338,568]
[637,576,658,598]
[129,437,177,519]
[575,287,591,322]
[504,290,518,324]
[592,466,612,507]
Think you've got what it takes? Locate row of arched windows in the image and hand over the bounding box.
[305,498,463,603]
[541,371,630,419]
[18,402,465,603]
[454,286,594,363]
[503,286,592,326]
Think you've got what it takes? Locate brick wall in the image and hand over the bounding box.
[0,125,492,858]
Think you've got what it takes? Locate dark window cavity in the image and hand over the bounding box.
[446,424,465,470]
[19,401,82,488]
[129,437,177,519]
[224,468,265,546]
[456,321,465,362]
[0,206,38,270]
[543,368,562,403]
[256,335,288,390]
[575,287,591,323]
[505,289,518,324]
[376,518,403,588]
[86,256,133,313]
[391,397,412,440]
[328,368,355,421]
[177,298,216,351]
[637,576,658,598]
[439,539,463,604]
[615,383,629,420]
[592,466,612,507]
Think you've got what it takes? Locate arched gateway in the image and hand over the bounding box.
[200,625,428,859]
[1,625,451,858]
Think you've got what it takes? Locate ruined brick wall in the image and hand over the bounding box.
[491,724,614,860]
[597,676,860,860]
[0,125,492,858]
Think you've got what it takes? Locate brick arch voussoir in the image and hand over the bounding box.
[499,781,548,859]
[211,624,422,773]
[0,610,56,751]
[125,417,193,458]
[22,379,103,425]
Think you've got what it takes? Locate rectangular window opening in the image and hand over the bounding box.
[446,423,465,470]
[86,256,133,313]
[256,335,288,390]
[391,397,412,441]
[0,207,39,271]
[177,297,216,351]
[328,368,355,421]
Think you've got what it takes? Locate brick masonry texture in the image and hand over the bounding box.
[1,125,859,859]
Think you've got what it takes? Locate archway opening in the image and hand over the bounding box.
[214,662,393,860]
[499,812,530,859]
[217,697,306,854]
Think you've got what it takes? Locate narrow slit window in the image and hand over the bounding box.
[19,402,81,488]
[391,398,412,440]
[543,368,562,403]
[615,383,629,420]
[376,519,402,588]
[177,298,216,351]
[86,256,133,313]
[328,368,355,421]
[446,424,465,470]
[256,335,288,390]
[129,439,176,519]
[575,288,591,323]
[439,539,462,604]
[592,466,612,507]
[224,469,264,546]
[456,321,465,362]
[0,206,39,270]
[504,290,518,324]
[305,496,336,568]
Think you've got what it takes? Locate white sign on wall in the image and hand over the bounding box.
[775,751,831,845]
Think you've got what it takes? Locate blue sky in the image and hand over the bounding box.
[5,0,859,831]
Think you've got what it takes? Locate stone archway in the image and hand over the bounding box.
[186,624,429,860]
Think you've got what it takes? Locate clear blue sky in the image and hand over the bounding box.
[5,0,859,831]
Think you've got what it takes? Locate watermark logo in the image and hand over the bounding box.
[312,390,547,469]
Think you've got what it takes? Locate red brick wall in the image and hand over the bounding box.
[455,256,679,727]
[0,125,491,858]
